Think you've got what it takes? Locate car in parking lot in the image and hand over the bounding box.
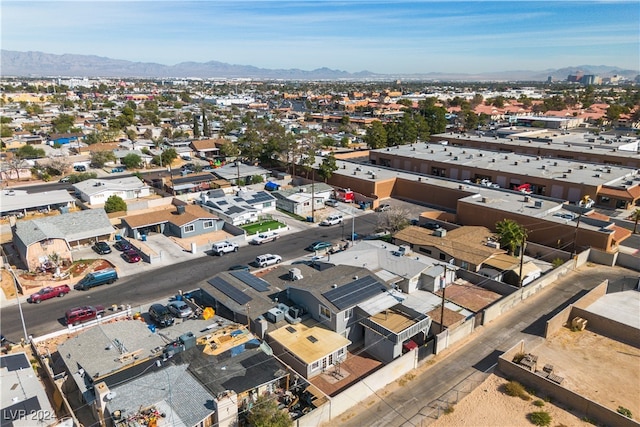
[250,231,279,245]
[148,304,175,327]
[325,199,339,207]
[306,241,333,252]
[255,254,282,268]
[92,241,112,255]
[122,249,141,263]
[375,204,391,212]
[320,214,343,226]
[114,240,133,251]
[167,300,193,318]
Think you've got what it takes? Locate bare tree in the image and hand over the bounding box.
[376,207,412,233]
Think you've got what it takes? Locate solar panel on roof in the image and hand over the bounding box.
[229,270,270,292]
[234,198,244,202]
[207,277,252,305]
[218,201,228,205]
[322,275,385,310]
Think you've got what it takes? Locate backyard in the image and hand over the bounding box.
[242,219,287,235]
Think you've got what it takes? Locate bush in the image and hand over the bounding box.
[504,380,531,401]
[444,404,455,414]
[533,399,545,407]
[528,411,551,426]
[617,406,632,418]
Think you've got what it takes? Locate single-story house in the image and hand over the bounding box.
[0,189,75,216]
[12,209,115,271]
[112,149,153,167]
[120,202,224,240]
[210,162,270,186]
[73,177,151,205]
[47,132,84,145]
[190,138,224,160]
[394,226,507,272]
[272,183,334,216]
[199,188,277,226]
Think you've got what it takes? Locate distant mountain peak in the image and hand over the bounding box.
[1,50,637,81]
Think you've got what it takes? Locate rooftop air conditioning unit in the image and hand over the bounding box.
[486,240,500,249]
[534,201,543,208]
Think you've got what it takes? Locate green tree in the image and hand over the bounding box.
[364,120,387,149]
[51,113,76,133]
[318,152,338,182]
[104,195,127,213]
[418,99,447,134]
[250,174,264,184]
[90,151,117,168]
[121,153,142,169]
[152,147,178,166]
[246,394,292,427]
[495,219,528,256]
[16,145,45,159]
[193,115,201,137]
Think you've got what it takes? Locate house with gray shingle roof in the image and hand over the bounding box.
[12,209,114,271]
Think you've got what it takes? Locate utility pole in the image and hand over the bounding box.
[311,169,315,222]
[571,209,583,269]
[438,262,455,333]
[518,233,527,299]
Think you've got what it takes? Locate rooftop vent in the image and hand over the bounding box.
[554,162,558,166]
[492,159,496,163]
[594,173,601,178]
[514,161,518,166]
[541,165,546,170]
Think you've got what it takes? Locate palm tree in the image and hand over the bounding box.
[631,208,640,234]
[495,219,528,256]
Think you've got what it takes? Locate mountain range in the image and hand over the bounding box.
[1,50,638,82]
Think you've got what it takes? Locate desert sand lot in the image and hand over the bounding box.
[432,327,640,426]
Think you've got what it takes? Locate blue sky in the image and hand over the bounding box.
[2,1,638,74]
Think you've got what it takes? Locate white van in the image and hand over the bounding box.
[211,241,239,256]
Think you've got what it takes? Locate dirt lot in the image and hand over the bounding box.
[431,327,640,426]
[431,373,595,427]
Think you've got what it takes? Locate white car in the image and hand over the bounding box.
[211,241,239,256]
[321,214,343,226]
[250,231,279,245]
[255,254,282,268]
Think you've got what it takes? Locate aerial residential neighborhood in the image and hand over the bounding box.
[1,2,639,427]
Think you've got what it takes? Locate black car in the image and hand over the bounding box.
[113,240,133,251]
[148,304,175,328]
[92,241,112,255]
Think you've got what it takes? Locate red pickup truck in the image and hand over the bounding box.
[28,285,71,304]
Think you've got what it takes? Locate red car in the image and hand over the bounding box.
[122,249,141,263]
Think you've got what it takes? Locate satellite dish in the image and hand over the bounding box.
[104,392,117,401]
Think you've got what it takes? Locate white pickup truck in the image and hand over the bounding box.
[250,231,279,245]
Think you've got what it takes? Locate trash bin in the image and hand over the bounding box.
[306,216,314,223]
[115,235,122,241]
[141,234,147,241]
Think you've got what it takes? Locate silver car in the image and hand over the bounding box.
[167,300,193,318]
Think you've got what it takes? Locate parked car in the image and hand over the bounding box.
[111,167,125,173]
[28,285,71,303]
[92,241,112,255]
[211,241,239,256]
[65,305,105,326]
[255,254,282,268]
[228,264,250,272]
[375,204,391,212]
[306,241,333,252]
[320,214,343,226]
[250,231,279,245]
[325,199,339,207]
[74,269,118,291]
[113,240,133,251]
[74,165,87,172]
[148,304,175,327]
[167,301,193,318]
[122,249,141,263]
[59,176,71,183]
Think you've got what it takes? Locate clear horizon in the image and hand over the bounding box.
[2,1,639,74]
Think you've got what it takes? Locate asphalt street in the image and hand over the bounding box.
[0,211,381,341]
